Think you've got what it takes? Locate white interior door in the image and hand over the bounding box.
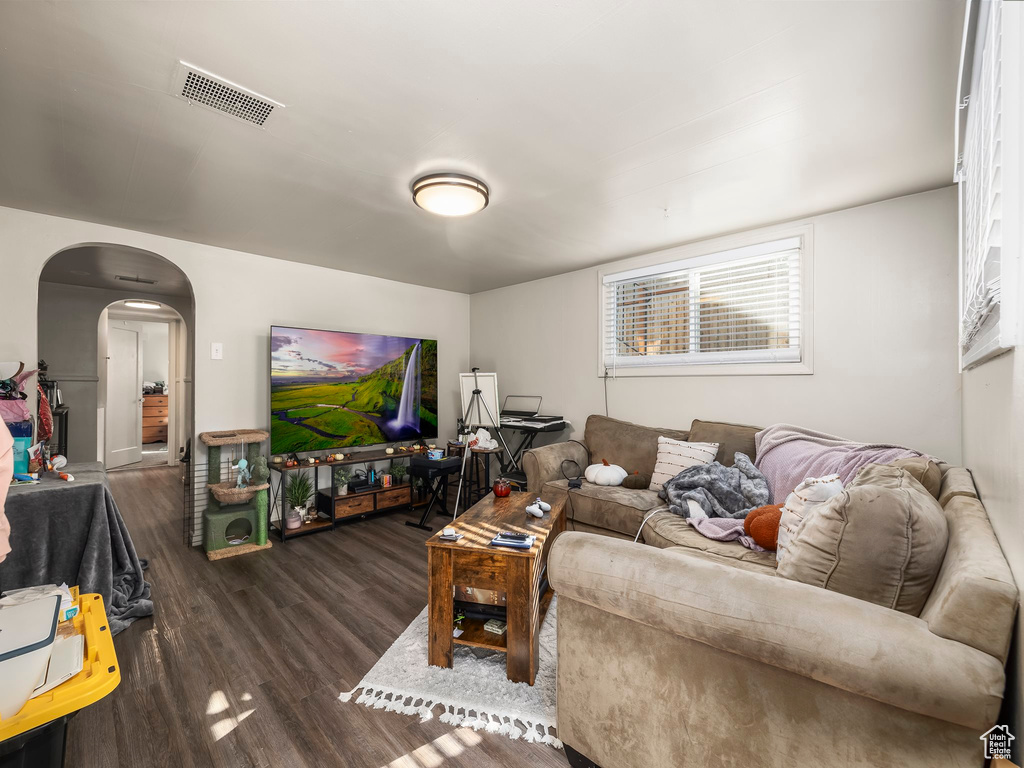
[106,325,143,468]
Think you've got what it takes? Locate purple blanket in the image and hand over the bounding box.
[685,509,766,552]
[754,423,929,502]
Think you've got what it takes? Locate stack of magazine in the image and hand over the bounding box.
[490,532,536,549]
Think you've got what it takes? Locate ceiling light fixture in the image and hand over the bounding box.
[124,300,162,310]
[412,173,489,217]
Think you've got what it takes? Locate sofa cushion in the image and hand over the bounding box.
[687,419,761,466]
[641,510,778,575]
[888,456,942,499]
[920,493,1019,662]
[584,414,689,478]
[649,436,719,492]
[777,464,948,615]
[776,474,844,563]
[543,478,664,537]
[938,466,978,507]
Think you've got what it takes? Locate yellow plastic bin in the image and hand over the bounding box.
[0,593,120,768]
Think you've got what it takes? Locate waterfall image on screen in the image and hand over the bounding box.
[270,327,438,454]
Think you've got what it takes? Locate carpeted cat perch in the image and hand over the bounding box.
[199,429,271,560]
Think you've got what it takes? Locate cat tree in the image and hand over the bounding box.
[199,429,271,560]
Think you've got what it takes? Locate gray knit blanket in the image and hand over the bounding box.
[658,453,770,520]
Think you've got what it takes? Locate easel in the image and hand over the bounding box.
[451,369,517,520]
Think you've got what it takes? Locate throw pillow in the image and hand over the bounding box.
[776,475,844,563]
[777,464,948,616]
[621,471,652,490]
[687,419,761,466]
[887,456,942,499]
[649,436,719,493]
[744,504,783,550]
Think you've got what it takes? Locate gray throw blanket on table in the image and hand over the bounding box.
[0,462,153,634]
[658,453,770,520]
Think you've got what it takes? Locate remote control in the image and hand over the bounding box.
[498,531,529,541]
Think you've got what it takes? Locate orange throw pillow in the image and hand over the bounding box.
[745,504,783,550]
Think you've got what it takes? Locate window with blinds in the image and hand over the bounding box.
[601,236,805,372]
[956,0,1019,368]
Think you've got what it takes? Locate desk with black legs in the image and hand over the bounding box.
[405,456,463,531]
[496,417,569,479]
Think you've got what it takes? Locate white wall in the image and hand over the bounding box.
[963,352,1023,737]
[3,203,471,476]
[139,322,169,384]
[471,186,961,461]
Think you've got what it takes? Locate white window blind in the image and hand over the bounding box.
[957,0,1019,368]
[601,237,803,371]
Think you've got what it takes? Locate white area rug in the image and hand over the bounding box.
[339,598,560,748]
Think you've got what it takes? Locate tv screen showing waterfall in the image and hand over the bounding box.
[269,326,438,454]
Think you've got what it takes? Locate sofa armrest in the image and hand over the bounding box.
[523,440,589,493]
[548,532,1006,732]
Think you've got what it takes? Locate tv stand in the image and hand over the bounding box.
[317,482,424,523]
[268,446,432,541]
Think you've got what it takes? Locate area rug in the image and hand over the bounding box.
[339,598,560,748]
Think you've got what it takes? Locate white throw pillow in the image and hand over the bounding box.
[776,474,843,563]
[649,436,719,492]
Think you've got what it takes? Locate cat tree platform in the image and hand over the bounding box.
[199,429,270,447]
[207,481,271,505]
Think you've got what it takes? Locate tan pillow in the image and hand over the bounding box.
[887,456,942,499]
[777,464,948,615]
[688,419,760,466]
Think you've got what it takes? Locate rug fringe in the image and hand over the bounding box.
[340,685,560,749]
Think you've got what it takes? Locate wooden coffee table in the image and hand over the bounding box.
[425,493,565,685]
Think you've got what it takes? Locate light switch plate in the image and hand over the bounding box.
[211,342,223,360]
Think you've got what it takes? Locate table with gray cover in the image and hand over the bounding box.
[0,462,152,634]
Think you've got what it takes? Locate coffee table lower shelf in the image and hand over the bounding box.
[454,588,554,652]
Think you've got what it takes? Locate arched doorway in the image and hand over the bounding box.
[36,243,195,470]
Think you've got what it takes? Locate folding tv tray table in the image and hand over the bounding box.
[405,455,462,532]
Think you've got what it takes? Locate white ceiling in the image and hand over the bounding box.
[0,1,963,293]
[40,244,193,298]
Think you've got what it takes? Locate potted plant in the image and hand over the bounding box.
[334,467,352,495]
[285,470,313,528]
[390,462,408,485]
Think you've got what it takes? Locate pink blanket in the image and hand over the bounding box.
[686,513,766,552]
[754,423,928,502]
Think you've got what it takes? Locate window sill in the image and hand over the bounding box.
[601,361,813,377]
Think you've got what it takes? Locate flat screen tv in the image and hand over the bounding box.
[270,326,438,454]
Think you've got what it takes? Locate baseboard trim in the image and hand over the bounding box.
[564,744,601,768]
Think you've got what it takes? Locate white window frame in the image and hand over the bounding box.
[955,0,1022,370]
[597,224,813,377]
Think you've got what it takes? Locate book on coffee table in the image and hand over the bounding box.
[483,619,507,635]
[490,534,535,549]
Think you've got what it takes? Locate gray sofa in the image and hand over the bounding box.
[525,415,1018,768]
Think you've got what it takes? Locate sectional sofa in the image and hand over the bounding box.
[527,415,1018,768]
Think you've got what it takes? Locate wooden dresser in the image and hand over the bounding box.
[142,394,168,443]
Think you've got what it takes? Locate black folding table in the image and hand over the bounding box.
[405,456,462,531]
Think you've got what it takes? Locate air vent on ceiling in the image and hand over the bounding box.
[171,61,284,128]
[115,274,158,285]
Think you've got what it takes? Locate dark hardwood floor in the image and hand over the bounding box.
[67,467,567,768]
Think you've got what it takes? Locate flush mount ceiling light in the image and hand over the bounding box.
[412,173,489,217]
[124,300,162,310]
